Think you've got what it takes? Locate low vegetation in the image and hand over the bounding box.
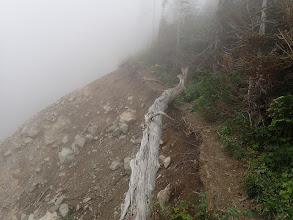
[128,0,293,219]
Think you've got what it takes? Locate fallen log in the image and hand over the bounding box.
[120,67,188,220]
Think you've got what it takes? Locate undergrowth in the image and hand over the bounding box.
[148,191,254,220]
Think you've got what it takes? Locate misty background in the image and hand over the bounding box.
[0,0,215,140]
[0,0,165,140]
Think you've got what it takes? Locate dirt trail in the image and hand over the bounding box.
[0,65,252,220]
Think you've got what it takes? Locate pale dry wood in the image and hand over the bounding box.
[120,67,188,220]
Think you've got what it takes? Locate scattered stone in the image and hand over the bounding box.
[12,216,18,220]
[59,203,69,217]
[88,125,98,135]
[45,135,57,146]
[76,204,81,211]
[35,167,42,174]
[157,184,172,207]
[24,137,34,144]
[71,143,80,155]
[62,135,68,144]
[96,111,100,115]
[28,214,34,220]
[130,137,141,144]
[44,157,50,162]
[141,103,145,108]
[83,197,91,203]
[119,109,136,123]
[160,139,164,145]
[119,122,129,134]
[75,135,86,148]
[85,134,94,142]
[127,96,133,101]
[20,213,29,220]
[164,157,171,168]
[103,104,112,113]
[58,148,74,164]
[55,195,66,206]
[110,161,122,171]
[124,157,132,175]
[4,150,12,157]
[39,212,58,220]
[68,96,76,102]
[159,155,166,163]
[112,128,121,137]
[159,155,171,168]
[21,124,39,138]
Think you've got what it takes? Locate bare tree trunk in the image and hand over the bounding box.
[119,67,188,220]
[259,0,268,35]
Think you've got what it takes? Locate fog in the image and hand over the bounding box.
[0,0,164,140]
[0,0,218,140]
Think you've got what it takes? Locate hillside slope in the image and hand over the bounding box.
[0,65,252,220]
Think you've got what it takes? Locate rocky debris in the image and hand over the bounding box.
[39,212,58,220]
[124,157,132,175]
[127,96,133,101]
[130,137,141,145]
[83,198,91,203]
[12,216,18,220]
[59,203,69,217]
[4,150,12,157]
[44,135,57,146]
[74,135,86,148]
[110,161,122,171]
[103,103,112,113]
[35,167,42,174]
[118,121,128,134]
[85,134,94,142]
[24,137,34,144]
[160,139,164,145]
[87,125,98,135]
[119,109,136,123]
[58,148,74,164]
[112,128,121,137]
[68,96,76,102]
[20,213,28,220]
[28,214,34,220]
[159,155,171,168]
[54,195,66,206]
[157,183,172,207]
[62,135,68,144]
[21,124,39,138]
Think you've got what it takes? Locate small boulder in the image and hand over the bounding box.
[75,135,86,148]
[164,157,171,168]
[24,137,34,144]
[112,128,121,137]
[58,148,74,164]
[88,125,98,135]
[59,203,69,217]
[157,184,172,207]
[110,161,122,171]
[124,157,132,175]
[119,122,129,134]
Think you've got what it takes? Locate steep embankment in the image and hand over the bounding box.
[0,65,251,220]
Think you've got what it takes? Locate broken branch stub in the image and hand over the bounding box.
[120,67,188,220]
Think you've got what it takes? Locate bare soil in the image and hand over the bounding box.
[0,65,253,220]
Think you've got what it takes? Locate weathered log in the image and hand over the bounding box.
[120,67,188,220]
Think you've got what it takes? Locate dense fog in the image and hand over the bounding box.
[0,0,163,140]
[0,0,218,140]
